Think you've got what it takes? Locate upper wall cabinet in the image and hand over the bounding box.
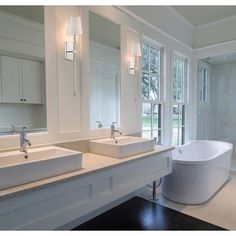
[1,56,20,103]
[21,59,42,104]
[0,55,42,104]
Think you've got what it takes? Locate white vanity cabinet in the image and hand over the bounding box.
[0,148,173,230]
[0,55,42,104]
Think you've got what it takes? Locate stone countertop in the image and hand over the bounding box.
[0,145,174,201]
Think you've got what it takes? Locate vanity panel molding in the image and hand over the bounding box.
[0,151,172,230]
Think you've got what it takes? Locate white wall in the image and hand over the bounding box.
[0,5,194,149]
[2,5,236,152]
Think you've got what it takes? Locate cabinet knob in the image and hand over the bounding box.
[20,99,23,101]
[24,99,26,101]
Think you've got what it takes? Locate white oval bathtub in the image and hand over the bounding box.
[162,140,233,204]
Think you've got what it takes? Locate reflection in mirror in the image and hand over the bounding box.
[0,6,47,135]
[89,11,120,129]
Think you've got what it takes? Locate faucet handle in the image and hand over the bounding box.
[10,125,17,134]
[96,121,103,128]
[111,122,116,126]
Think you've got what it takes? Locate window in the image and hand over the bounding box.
[141,42,163,142]
[172,104,185,146]
[142,103,161,140]
[199,64,208,103]
[172,54,187,146]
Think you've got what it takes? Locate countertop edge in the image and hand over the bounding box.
[0,145,174,201]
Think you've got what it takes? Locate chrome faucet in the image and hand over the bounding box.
[96,120,103,128]
[110,122,122,140]
[20,127,31,157]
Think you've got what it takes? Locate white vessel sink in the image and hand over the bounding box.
[0,146,82,190]
[89,136,154,159]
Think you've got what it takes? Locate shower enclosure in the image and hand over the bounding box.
[197,53,236,172]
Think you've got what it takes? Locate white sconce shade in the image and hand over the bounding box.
[129,43,142,75]
[65,16,83,61]
[130,43,142,57]
[65,16,83,96]
[67,16,83,36]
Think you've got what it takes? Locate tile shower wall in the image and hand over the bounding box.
[198,61,236,160]
[213,62,236,160]
[197,61,216,140]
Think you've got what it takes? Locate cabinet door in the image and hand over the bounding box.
[21,60,42,104]
[1,56,21,103]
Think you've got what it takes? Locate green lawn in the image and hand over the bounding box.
[142,116,158,127]
[142,116,180,128]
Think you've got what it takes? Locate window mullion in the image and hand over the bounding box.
[151,103,153,139]
[141,42,163,142]
[148,45,151,100]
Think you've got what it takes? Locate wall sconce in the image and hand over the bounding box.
[129,43,142,75]
[65,16,83,96]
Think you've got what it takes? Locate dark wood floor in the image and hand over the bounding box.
[73,196,225,230]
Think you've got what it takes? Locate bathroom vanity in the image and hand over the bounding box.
[0,140,173,230]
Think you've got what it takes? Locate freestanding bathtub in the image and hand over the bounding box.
[162,140,233,204]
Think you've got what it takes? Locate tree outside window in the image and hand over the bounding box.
[141,42,162,142]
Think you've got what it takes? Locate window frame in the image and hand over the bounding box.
[199,63,209,104]
[141,38,164,143]
[171,52,188,146]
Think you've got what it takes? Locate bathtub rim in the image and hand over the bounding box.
[173,140,233,165]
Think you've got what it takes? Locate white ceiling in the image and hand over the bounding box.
[172,6,236,27]
[126,5,236,28]
[203,53,236,65]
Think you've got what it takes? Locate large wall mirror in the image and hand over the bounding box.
[89,11,121,129]
[0,6,47,135]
